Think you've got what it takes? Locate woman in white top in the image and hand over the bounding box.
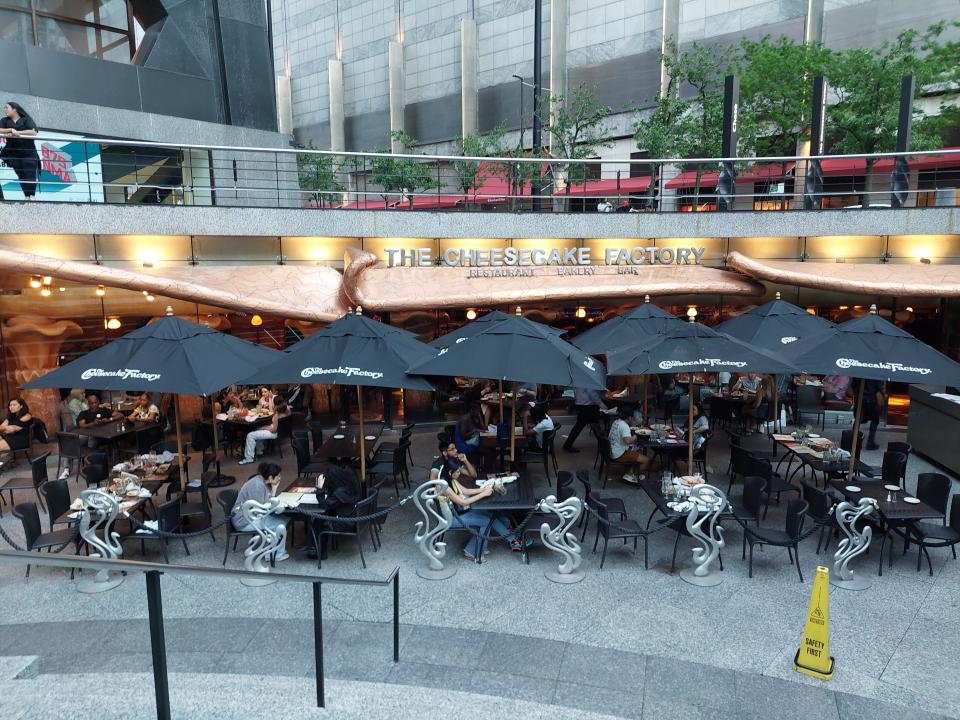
[607,405,649,483]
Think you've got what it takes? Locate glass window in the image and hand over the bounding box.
[35,0,129,30]
[36,15,129,61]
[0,8,32,45]
[0,1,32,9]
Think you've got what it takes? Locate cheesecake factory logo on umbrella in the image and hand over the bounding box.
[80,368,162,382]
[781,336,798,344]
[301,366,385,380]
[835,358,931,375]
[658,359,749,370]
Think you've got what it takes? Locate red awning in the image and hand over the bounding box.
[872,148,960,173]
[735,163,795,184]
[818,157,867,176]
[665,171,720,190]
[341,195,463,210]
[557,176,652,197]
[341,198,394,209]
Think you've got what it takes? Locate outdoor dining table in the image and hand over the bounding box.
[468,472,539,562]
[633,426,688,473]
[828,479,944,575]
[75,420,160,462]
[772,434,872,487]
[314,425,383,463]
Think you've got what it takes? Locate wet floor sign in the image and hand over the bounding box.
[794,565,834,680]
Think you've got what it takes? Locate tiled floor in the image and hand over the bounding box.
[0,418,957,719]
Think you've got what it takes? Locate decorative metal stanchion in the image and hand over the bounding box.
[76,489,125,593]
[538,495,584,584]
[413,479,457,580]
[830,498,877,591]
[240,497,288,587]
[679,484,727,587]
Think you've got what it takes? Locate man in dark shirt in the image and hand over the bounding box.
[860,379,886,450]
[76,393,122,448]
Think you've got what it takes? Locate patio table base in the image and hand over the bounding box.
[417,565,457,581]
[829,574,871,591]
[679,567,724,587]
[76,569,125,593]
[545,568,585,584]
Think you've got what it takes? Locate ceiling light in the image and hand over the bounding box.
[41,276,52,285]
[95,285,106,296]
[58,287,65,292]
[105,317,121,330]
[40,287,51,297]
[687,307,698,319]
[145,294,155,302]
[839,305,849,310]
[466,308,477,320]
[29,276,41,289]
[905,306,914,313]
[251,314,263,327]
[575,306,587,319]
[805,307,817,315]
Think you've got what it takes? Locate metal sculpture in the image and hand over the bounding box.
[831,497,878,591]
[679,484,728,587]
[413,479,456,580]
[538,495,584,584]
[240,497,287,587]
[76,489,125,593]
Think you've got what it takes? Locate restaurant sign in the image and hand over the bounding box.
[385,246,706,278]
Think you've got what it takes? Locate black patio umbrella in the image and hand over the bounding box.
[431,309,567,423]
[250,307,435,478]
[23,308,282,481]
[716,292,835,430]
[571,295,685,419]
[789,305,960,480]
[410,307,607,460]
[607,317,798,469]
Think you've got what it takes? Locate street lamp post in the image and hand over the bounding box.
[531,0,543,211]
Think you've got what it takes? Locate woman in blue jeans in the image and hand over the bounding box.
[438,462,527,562]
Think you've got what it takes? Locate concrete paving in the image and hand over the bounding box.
[0,418,957,719]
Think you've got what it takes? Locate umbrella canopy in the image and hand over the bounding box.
[430,310,564,349]
[715,293,834,351]
[606,320,798,377]
[22,312,282,396]
[251,310,435,391]
[572,295,684,355]
[789,307,960,386]
[410,309,607,390]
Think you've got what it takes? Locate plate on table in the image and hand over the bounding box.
[845,485,861,493]
[807,434,821,438]
[333,434,345,440]
[884,484,901,492]
[125,489,140,497]
[365,435,376,441]
[903,496,921,504]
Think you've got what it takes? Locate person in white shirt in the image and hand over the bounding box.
[127,393,159,423]
[607,406,649,483]
[597,199,613,212]
[523,404,554,452]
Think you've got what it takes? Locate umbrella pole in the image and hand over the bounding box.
[211,399,220,473]
[688,381,695,472]
[642,375,648,423]
[772,374,779,434]
[847,379,865,483]
[510,381,517,464]
[498,380,503,427]
[174,395,185,478]
[357,385,366,482]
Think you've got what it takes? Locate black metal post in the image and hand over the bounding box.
[381,312,393,426]
[530,0,542,211]
[393,572,400,663]
[145,571,171,720]
[803,75,827,210]
[890,74,915,208]
[717,75,739,211]
[209,0,233,125]
[313,581,325,708]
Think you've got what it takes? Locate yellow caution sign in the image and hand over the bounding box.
[794,565,834,680]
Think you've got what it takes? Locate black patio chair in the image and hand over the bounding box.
[366,440,409,497]
[744,498,809,582]
[265,413,295,458]
[732,475,766,560]
[120,496,189,563]
[79,462,107,489]
[178,471,216,541]
[886,441,912,483]
[12,501,79,578]
[596,436,633,490]
[55,431,84,482]
[293,432,327,478]
[523,427,559,482]
[801,481,835,555]
[0,452,50,515]
[749,455,800,518]
[519,470,577,557]
[312,491,378,570]
[307,420,325,455]
[216,489,258,566]
[879,451,908,490]
[595,501,653,570]
[575,468,626,543]
[794,385,824,430]
[913,496,960,576]
[39,478,76,532]
[726,443,753,496]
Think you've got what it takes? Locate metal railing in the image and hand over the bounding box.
[3,133,959,212]
[0,549,400,720]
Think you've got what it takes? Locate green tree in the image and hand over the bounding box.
[368,130,439,208]
[297,140,345,207]
[453,122,507,201]
[825,24,950,202]
[540,84,613,194]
